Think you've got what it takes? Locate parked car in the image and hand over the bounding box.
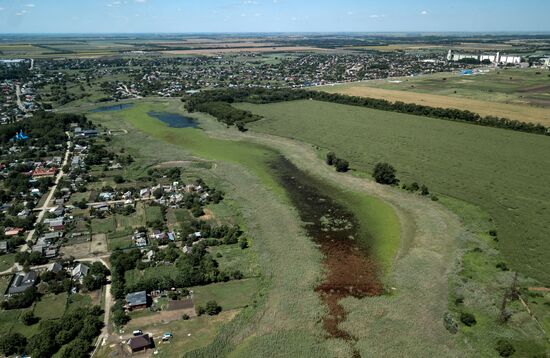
[133,330,143,336]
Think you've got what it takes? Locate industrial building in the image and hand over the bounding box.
[447,50,522,64]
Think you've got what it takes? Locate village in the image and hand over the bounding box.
[0,108,255,357]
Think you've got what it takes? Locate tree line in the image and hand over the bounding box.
[183,88,550,136]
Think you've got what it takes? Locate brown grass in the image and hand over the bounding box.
[321,85,550,126]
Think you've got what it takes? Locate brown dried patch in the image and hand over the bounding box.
[270,156,383,342]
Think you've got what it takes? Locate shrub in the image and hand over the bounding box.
[196,305,205,316]
[239,238,249,249]
[420,185,430,196]
[182,314,190,320]
[334,158,349,172]
[21,311,39,326]
[495,339,515,357]
[373,162,399,185]
[496,262,509,271]
[326,152,336,166]
[460,312,477,326]
[205,300,222,316]
[443,312,458,334]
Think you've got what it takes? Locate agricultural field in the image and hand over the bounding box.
[320,69,550,125]
[241,100,550,286]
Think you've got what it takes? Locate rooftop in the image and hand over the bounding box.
[126,291,147,307]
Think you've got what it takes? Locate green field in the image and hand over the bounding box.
[0,253,16,272]
[240,100,550,285]
[191,278,260,311]
[34,293,68,320]
[209,244,260,278]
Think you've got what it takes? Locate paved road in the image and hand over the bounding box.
[21,134,72,252]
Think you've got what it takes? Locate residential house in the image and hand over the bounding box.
[5,271,37,296]
[126,291,149,311]
[49,206,65,217]
[72,263,89,282]
[98,192,114,201]
[4,227,24,237]
[48,262,63,273]
[32,167,57,178]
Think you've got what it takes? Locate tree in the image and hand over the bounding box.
[239,238,249,250]
[373,162,399,185]
[334,158,349,172]
[0,332,27,356]
[113,175,125,184]
[495,340,515,357]
[59,338,90,358]
[21,310,39,325]
[111,308,130,327]
[420,185,430,196]
[205,300,222,316]
[195,305,206,316]
[326,152,336,166]
[460,312,476,326]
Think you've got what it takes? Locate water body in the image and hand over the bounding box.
[148,111,199,128]
[269,156,383,344]
[90,103,134,112]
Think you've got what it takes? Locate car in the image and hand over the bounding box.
[161,332,173,341]
[132,330,143,336]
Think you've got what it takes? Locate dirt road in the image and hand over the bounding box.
[21,134,71,252]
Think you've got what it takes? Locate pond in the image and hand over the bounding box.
[90,103,134,112]
[148,111,199,128]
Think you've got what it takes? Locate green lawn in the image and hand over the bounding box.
[191,278,259,311]
[145,205,164,224]
[241,99,550,285]
[108,233,133,250]
[65,294,92,314]
[34,293,68,320]
[209,244,260,278]
[0,253,16,272]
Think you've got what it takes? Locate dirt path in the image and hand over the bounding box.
[207,126,468,356]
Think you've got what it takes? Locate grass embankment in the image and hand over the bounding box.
[240,99,550,285]
[320,69,550,125]
[88,101,401,357]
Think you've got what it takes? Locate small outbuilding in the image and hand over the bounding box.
[126,334,153,353]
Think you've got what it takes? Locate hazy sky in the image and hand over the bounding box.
[0,0,549,33]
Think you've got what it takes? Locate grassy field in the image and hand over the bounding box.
[241,100,550,286]
[191,279,260,311]
[320,69,550,125]
[209,244,260,279]
[34,293,68,320]
[0,253,16,272]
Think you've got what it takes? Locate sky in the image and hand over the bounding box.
[0,0,549,34]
